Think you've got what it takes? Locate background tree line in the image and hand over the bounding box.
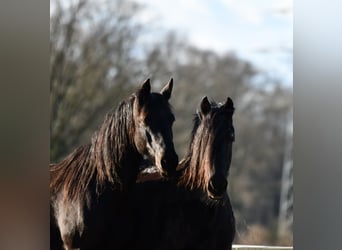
[50,0,293,245]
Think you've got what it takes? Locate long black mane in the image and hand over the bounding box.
[50,96,139,202]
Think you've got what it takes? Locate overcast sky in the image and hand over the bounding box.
[135,0,293,86]
[51,0,293,86]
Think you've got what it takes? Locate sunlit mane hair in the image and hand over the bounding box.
[178,101,233,191]
[50,96,138,201]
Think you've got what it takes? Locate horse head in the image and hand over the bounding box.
[193,96,235,200]
[133,78,179,177]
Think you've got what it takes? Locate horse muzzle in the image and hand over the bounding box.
[158,151,179,177]
[208,177,227,200]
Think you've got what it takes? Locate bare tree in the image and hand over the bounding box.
[50,0,143,161]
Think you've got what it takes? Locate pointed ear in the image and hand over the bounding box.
[137,78,151,106]
[223,97,234,113]
[160,78,173,100]
[199,96,211,116]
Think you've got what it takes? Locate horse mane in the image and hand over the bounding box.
[50,96,137,201]
[178,101,221,191]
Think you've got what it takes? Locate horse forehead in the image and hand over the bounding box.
[148,93,171,112]
[207,111,233,130]
[211,102,221,109]
[150,93,167,103]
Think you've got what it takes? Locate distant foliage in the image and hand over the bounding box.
[50,0,142,161]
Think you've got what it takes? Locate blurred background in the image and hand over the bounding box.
[50,0,292,246]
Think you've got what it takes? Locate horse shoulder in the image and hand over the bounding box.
[52,192,84,249]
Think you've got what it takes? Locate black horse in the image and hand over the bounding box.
[132,96,236,250]
[50,79,178,250]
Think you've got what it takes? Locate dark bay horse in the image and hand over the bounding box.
[132,96,236,250]
[50,79,178,250]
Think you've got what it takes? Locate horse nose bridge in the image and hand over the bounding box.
[158,132,177,155]
[161,143,178,162]
[160,139,178,172]
[147,131,165,151]
[153,130,178,168]
[161,129,173,145]
[164,148,178,165]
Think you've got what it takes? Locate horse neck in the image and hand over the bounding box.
[112,144,142,189]
[91,99,142,188]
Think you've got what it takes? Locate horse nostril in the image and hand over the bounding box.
[160,153,178,176]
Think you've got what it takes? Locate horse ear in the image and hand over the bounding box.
[160,78,173,100]
[137,78,151,105]
[223,97,234,113]
[200,96,211,116]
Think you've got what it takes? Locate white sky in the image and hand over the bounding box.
[135,0,293,86]
[51,0,293,86]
